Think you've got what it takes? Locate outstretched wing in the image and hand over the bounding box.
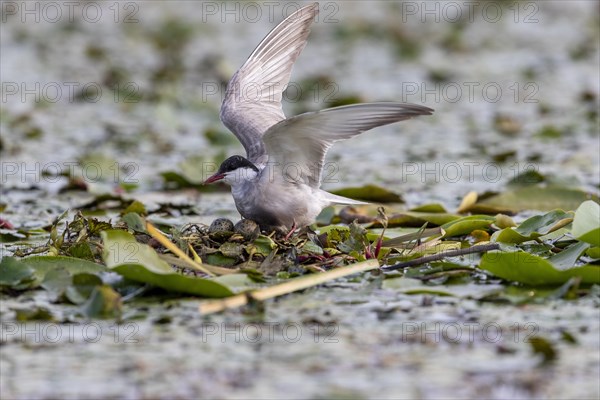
[262,102,434,187]
[220,3,319,163]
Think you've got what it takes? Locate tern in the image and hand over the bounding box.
[204,3,433,235]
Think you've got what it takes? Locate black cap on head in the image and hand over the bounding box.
[217,155,259,174]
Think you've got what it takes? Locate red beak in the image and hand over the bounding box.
[204,173,225,184]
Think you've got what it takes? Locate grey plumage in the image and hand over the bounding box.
[206,3,434,233]
[220,3,318,163]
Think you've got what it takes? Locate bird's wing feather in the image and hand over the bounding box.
[220,3,319,163]
[262,102,434,187]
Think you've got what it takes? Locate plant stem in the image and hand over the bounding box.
[383,243,500,271]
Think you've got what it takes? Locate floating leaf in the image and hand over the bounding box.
[586,247,600,259]
[78,153,120,183]
[122,212,148,233]
[66,273,104,304]
[528,336,557,364]
[40,268,72,299]
[517,210,573,236]
[470,230,490,243]
[101,230,234,297]
[441,215,495,238]
[331,184,403,203]
[160,171,197,189]
[493,210,573,244]
[495,214,517,229]
[15,307,54,321]
[572,201,600,246]
[479,251,600,286]
[0,257,36,290]
[456,191,478,213]
[548,242,590,270]
[409,203,447,213]
[79,285,122,319]
[508,170,546,187]
[469,186,598,214]
[536,125,563,139]
[122,200,147,216]
[0,230,26,243]
[23,256,107,283]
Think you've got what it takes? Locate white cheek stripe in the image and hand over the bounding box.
[225,167,258,184]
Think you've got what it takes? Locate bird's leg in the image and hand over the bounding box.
[283,221,297,241]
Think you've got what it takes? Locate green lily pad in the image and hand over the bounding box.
[528,336,558,364]
[548,242,591,270]
[79,285,122,319]
[479,251,600,286]
[40,268,72,298]
[160,171,197,189]
[78,153,120,183]
[516,210,573,236]
[122,212,148,233]
[101,230,234,298]
[572,201,600,246]
[121,200,147,216]
[14,307,54,321]
[493,210,574,244]
[66,273,105,304]
[409,203,448,213]
[470,186,599,214]
[0,257,36,290]
[331,184,403,203]
[441,215,495,238]
[586,247,600,259]
[23,256,107,283]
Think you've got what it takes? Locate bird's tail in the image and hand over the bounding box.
[320,191,369,206]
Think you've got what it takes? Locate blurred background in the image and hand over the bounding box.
[1,0,599,220]
[1,2,599,398]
